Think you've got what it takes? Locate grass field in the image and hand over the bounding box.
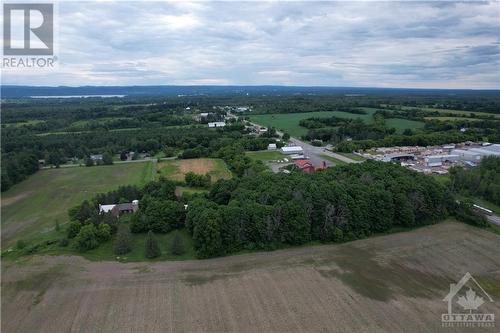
[424,116,484,122]
[336,152,366,161]
[3,221,499,332]
[385,118,425,132]
[320,154,348,166]
[1,162,154,248]
[392,105,500,119]
[249,110,376,137]
[245,150,286,161]
[157,158,232,182]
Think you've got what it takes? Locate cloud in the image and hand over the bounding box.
[2,1,499,89]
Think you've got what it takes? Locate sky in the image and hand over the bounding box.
[2,0,500,89]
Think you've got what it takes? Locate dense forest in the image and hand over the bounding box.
[2,91,499,192]
[66,161,451,258]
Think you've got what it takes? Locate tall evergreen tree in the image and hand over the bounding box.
[114,225,132,255]
[145,230,161,259]
[170,231,185,255]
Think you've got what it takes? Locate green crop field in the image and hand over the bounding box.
[1,162,154,248]
[388,105,500,119]
[385,118,425,133]
[424,116,484,122]
[249,110,376,137]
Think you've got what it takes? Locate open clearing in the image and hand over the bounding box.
[157,158,232,182]
[245,150,286,161]
[1,162,154,248]
[385,118,425,132]
[2,222,499,332]
[388,105,500,119]
[249,110,376,137]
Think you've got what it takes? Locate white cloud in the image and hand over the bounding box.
[2,0,499,88]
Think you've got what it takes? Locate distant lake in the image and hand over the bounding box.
[30,95,126,99]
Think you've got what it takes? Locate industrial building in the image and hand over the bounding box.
[281,146,304,155]
[424,154,459,167]
[208,121,226,128]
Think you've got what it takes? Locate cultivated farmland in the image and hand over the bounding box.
[1,162,154,248]
[249,110,376,137]
[157,158,232,182]
[2,221,499,332]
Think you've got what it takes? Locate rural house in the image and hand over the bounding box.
[99,200,139,217]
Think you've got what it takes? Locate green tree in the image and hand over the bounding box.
[67,221,82,238]
[96,223,112,242]
[282,132,290,141]
[85,157,94,167]
[170,231,185,255]
[145,230,161,259]
[193,210,222,258]
[102,152,113,165]
[55,219,61,232]
[74,224,99,251]
[114,225,132,255]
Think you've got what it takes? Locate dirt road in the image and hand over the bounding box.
[2,222,499,332]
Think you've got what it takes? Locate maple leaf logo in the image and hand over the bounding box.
[457,288,484,312]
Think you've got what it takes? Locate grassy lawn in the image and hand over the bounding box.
[336,152,366,161]
[385,118,425,133]
[1,162,154,248]
[157,158,232,182]
[245,150,286,161]
[175,186,209,197]
[249,110,376,137]
[320,154,348,166]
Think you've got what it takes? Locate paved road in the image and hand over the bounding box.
[240,114,360,166]
[486,214,500,227]
[288,137,360,166]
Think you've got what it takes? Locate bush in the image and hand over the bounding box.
[114,225,132,255]
[67,221,82,238]
[16,239,27,250]
[74,224,99,252]
[145,230,161,259]
[58,238,69,247]
[170,231,185,255]
[55,220,60,231]
[96,223,112,242]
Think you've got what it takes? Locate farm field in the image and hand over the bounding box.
[424,116,484,122]
[389,105,500,119]
[157,158,232,182]
[385,118,425,132]
[2,221,499,332]
[245,150,286,161]
[249,110,376,137]
[1,162,154,248]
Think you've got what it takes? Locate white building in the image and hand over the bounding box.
[424,154,459,167]
[451,149,481,162]
[208,122,226,128]
[281,146,304,155]
[267,143,277,150]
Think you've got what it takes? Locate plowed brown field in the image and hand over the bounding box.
[2,222,500,332]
